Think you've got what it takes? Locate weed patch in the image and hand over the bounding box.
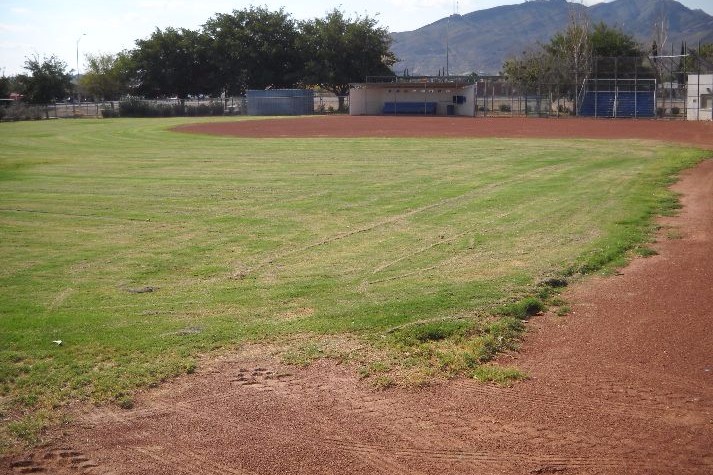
[472,365,527,386]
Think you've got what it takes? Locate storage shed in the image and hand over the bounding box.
[246,89,314,116]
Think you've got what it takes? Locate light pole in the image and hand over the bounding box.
[76,33,86,78]
[76,33,86,105]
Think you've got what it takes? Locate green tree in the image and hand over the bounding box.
[590,22,642,58]
[202,7,301,95]
[0,75,10,98]
[20,54,72,103]
[299,10,396,110]
[503,50,557,91]
[131,27,210,98]
[79,52,133,100]
[682,43,713,75]
[504,20,646,94]
[544,12,592,95]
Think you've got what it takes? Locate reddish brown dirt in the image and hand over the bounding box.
[175,115,713,149]
[4,118,713,474]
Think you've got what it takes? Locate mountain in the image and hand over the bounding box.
[391,0,713,76]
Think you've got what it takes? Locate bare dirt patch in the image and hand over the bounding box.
[4,118,713,474]
[176,115,713,149]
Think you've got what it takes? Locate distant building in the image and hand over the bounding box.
[687,74,713,121]
[246,89,314,116]
[350,76,477,117]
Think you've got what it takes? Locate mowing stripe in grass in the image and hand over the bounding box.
[0,117,706,450]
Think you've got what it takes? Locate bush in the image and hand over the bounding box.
[118,98,224,118]
[671,106,680,115]
[499,103,511,113]
[1,103,45,121]
[500,297,545,320]
[101,108,119,118]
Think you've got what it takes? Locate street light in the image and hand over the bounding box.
[75,33,86,105]
[76,33,86,78]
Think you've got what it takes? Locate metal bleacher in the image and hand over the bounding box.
[578,79,656,118]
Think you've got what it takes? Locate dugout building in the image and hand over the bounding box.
[350,76,477,117]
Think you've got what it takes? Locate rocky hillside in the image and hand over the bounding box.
[391,0,713,75]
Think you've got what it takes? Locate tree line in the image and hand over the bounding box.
[3,5,713,107]
[0,7,396,104]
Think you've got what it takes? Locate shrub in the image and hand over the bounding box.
[499,103,511,113]
[1,103,44,121]
[101,108,119,118]
[500,297,545,320]
[118,98,224,118]
[671,106,680,115]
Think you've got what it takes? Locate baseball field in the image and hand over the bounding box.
[1,116,712,472]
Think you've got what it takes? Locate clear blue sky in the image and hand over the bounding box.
[1,0,712,76]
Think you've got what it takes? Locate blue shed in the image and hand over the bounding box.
[246,89,314,116]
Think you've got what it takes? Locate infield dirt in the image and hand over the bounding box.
[3,117,713,474]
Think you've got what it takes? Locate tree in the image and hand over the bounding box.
[20,55,72,103]
[79,52,133,100]
[202,7,301,95]
[591,23,641,58]
[503,50,556,92]
[0,75,10,98]
[544,7,592,96]
[131,27,211,98]
[299,10,396,110]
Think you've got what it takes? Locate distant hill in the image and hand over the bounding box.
[391,0,713,75]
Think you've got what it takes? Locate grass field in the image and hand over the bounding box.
[0,117,706,450]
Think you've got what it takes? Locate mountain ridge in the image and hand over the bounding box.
[391,0,713,75]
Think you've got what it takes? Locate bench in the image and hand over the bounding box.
[383,102,438,115]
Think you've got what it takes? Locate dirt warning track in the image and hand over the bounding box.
[176,115,713,149]
[4,117,713,474]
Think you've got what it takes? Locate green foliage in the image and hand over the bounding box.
[117,98,223,117]
[590,22,642,58]
[299,10,396,100]
[391,320,473,347]
[202,7,301,96]
[123,7,395,99]
[500,297,545,320]
[504,19,646,93]
[79,52,133,101]
[0,102,46,121]
[472,365,526,386]
[132,27,213,98]
[503,50,555,91]
[19,54,72,103]
[0,75,10,99]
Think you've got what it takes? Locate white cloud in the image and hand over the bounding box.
[0,23,35,33]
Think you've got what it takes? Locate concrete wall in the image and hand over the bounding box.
[350,84,476,116]
[687,74,713,121]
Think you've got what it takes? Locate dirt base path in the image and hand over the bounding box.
[176,115,713,149]
[4,118,713,474]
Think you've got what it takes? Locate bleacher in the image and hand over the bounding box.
[382,102,438,115]
[579,91,655,118]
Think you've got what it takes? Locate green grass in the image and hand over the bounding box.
[0,117,706,449]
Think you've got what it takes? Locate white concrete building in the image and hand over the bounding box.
[349,77,477,117]
[687,74,713,121]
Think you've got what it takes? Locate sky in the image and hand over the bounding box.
[2,0,712,76]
